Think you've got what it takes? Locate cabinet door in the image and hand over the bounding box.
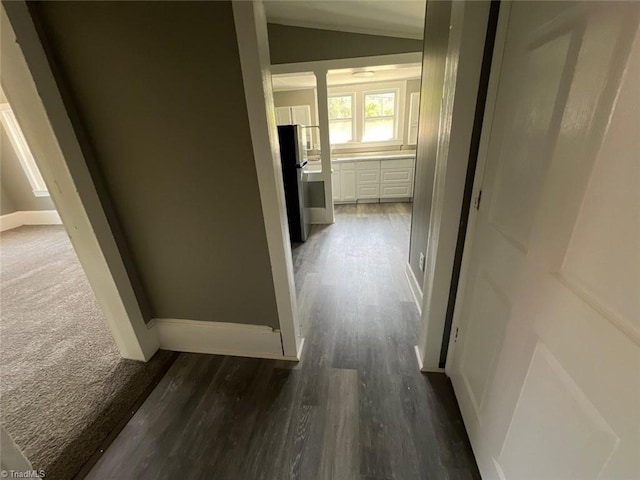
[341,169,357,202]
[356,160,381,186]
[357,183,380,200]
[332,168,341,201]
[275,107,292,126]
[291,105,313,148]
[291,105,311,126]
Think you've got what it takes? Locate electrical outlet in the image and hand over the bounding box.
[419,252,425,271]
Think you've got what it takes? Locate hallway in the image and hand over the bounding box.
[86,204,479,479]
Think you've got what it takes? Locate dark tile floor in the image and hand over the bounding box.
[86,203,480,479]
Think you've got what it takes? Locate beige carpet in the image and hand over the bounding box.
[0,225,175,479]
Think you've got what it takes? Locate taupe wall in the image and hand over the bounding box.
[268,23,423,64]
[1,185,17,215]
[0,124,55,213]
[31,1,280,328]
[409,1,452,286]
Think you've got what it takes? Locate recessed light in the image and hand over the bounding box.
[352,71,376,78]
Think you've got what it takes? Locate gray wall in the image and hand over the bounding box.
[268,24,423,64]
[409,0,452,287]
[0,124,55,213]
[31,1,280,328]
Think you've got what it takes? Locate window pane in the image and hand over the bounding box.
[329,119,352,144]
[328,96,353,120]
[364,92,395,118]
[363,118,394,142]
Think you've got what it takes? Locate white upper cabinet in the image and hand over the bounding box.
[291,105,311,126]
[275,106,292,126]
[276,105,313,148]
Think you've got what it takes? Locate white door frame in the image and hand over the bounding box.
[415,0,493,371]
[1,2,158,361]
[444,2,512,372]
[233,1,302,359]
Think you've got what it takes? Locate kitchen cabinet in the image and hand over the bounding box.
[331,169,341,201]
[332,157,415,204]
[356,161,381,201]
[380,158,415,199]
[332,162,356,203]
[340,163,357,202]
[276,105,313,148]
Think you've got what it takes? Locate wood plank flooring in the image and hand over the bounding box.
[86,203,480,480]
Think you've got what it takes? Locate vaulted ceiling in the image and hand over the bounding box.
[264,0,427,40]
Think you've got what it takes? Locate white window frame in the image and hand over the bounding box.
[362,88,400,144]
[327,93,356,145]
[328,81,406,149]
[0,103,49,197]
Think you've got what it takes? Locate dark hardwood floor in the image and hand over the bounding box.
[86,203,480,480]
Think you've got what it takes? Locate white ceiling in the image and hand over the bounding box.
[272,63,422,91]
[264,0,426,40]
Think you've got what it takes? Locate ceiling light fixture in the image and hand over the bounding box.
[352,71,376,78]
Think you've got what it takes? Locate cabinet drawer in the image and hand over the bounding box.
[355,160,381,171]
[380,158,415,169]
[380,183,412,198]
[339,161,356,171]
[357,184,379,199]
[381,168,413,183]
[357,169,380,184]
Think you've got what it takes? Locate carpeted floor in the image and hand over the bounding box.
[0,225,175,480]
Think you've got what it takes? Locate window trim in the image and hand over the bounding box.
[362,88,400,143]
[0,103,49,197]
[328,93,356,145]
[328,81,406,149]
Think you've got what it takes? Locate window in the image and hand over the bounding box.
[328,95,354,144]
[326,82,405,147]
[0,104,48,196]
[363,91,397,142]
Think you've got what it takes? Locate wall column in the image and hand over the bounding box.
[314,69,335,223]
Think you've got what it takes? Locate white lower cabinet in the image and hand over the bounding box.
[332,157,414,203]
[340,165,357,202]
[331,169,341,201]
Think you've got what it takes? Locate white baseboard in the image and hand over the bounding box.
[148,318,297,360]
[0,212,23,232]
[405,262,423,315]
[0,210,61,232]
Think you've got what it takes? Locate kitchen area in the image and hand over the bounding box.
[272,61,422,241]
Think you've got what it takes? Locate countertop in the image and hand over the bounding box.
[332,151,416,163]
[305,150,416,165]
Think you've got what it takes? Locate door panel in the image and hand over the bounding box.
[449,3,640,479]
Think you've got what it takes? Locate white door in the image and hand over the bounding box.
[449,3,640,480]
